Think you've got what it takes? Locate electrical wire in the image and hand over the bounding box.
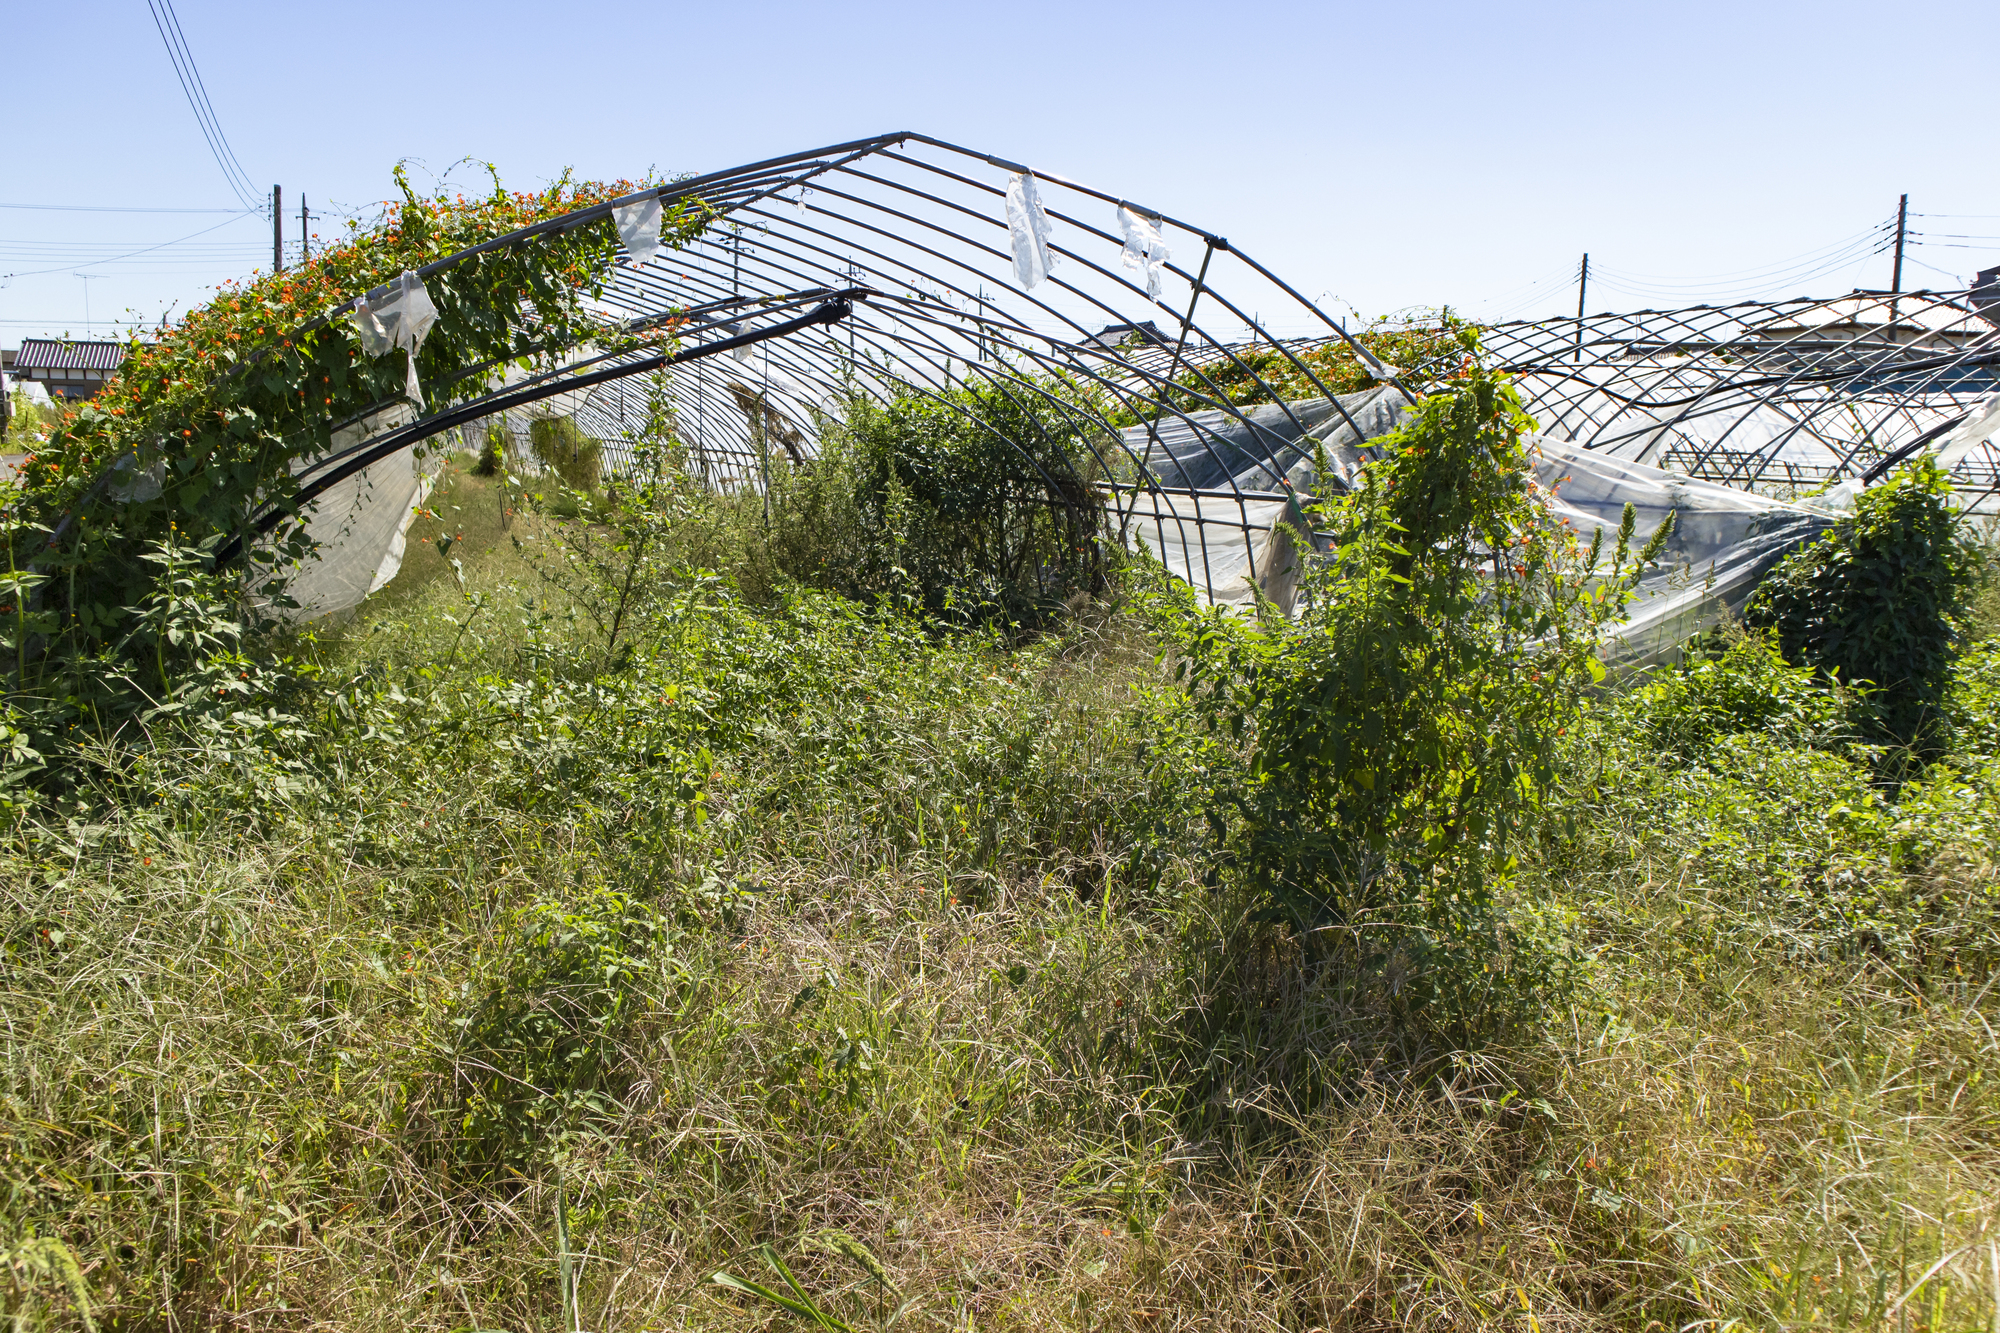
[0,213,261,281]
[1600,224,1890,283]
[0,203,251,214]
[145,0,259,209]
[1588,226,1894,302]
[1465,259,1586,322]
[155,0,259,205]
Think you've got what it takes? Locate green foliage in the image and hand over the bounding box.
[529,415,602,491]
[1944,634,2000,755]
[1625,626,1854,760]
[1158,345,1669,1037]
[449,886,677,1175]
[1744,457,1983,752]
[1109,318,1460,423]
[3,386,58,452]
[0,459,1998,1329]
[8,322,2000,1331]
[713,1237,897,1332]
[475,419,508,476]
[0,166,707,770]
[743,377,1111,631]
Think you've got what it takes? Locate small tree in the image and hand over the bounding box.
[1744,456,1982,756]
[1164,338,1667,1036]
[773,377,1109,630]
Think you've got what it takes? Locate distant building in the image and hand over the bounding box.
[1974,266,2000,323]
[6,338,138,403]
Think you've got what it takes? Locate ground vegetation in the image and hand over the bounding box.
[0,310,1996,1333]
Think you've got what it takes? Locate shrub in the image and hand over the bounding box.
[475,419,508,476]
[530,415,602,491]
[728,378,1111,632]
[1159,342,1669,1039]
[1625,625,1853,760]
[448,886,678,1176]
[1744,457,1982,752]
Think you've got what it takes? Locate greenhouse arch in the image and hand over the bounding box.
[238,131,2000,617]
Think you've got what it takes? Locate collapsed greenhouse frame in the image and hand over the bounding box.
[254,131,2000,634]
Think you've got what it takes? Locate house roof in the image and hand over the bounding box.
[12,338,135,373]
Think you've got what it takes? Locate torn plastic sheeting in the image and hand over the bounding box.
[1117,487,1287,605]
[1529,435,1833,668]
[1117,206,1170,303]
[255,399,431,622]
[1120,396,1832,664]
[717,322,756,363]
[614,194,663,267]
[1005,173,1055,291]
[1123,385,1412,494]
[1934,392,2000,468]
[352,270,439,358]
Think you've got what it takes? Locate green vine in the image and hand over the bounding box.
[0,166,708,728]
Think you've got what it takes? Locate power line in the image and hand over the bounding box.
[145,0,258,209]
[0,203,252,214]
[156,0,258,205]
[0,212,260,281]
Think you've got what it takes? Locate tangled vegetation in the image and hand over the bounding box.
[1745,456,1985,754]
[1,300,1998,1333]
[1108,318,1462,423]
[0,168,706,757]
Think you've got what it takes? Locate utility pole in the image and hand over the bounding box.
[1891,193,1908,295]
[1574,252,1589,362]
[299,194,310,263]
[272,184,283,272]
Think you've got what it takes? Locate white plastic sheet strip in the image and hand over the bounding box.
[1529,435,1833,668]
[1934,392,2000,469]
[1005,173,1055,291]
[613,194,663,267]
[351,270,438,406]
[352,270,438,357]
[1117,205,1170,303]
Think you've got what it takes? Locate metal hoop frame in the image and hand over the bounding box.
[249,133,2000,602]
[1472,290,2000,509]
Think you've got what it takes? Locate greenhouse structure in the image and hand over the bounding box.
[258,132,2000,662]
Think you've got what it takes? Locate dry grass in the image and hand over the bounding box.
[3,522,1999,1332]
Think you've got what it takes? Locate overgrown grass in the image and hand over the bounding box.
[3,482,1999,1331]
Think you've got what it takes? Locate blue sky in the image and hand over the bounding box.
[5,0,1996,344]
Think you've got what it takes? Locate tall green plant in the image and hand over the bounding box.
[529,415,602,491]
[775,377,1110,630]
[1744,456,1982,754]
[1161,341,1668,1035]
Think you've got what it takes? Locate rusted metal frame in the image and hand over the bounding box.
[289,297,857,493]
[1690,300,1968,484]
[884,135,1384,522]
[616,227,1150,570]
[1497,291,1998,492]
[875,150,1365,483]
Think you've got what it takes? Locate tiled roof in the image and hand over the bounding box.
[13,338,134,372]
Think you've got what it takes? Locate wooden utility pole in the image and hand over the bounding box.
[1891,193,1908,294]
[299,194,309,263]
[1574,252,1589,362]
[272,184,283,272]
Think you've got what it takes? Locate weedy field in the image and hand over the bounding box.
[4,370,1999,1333]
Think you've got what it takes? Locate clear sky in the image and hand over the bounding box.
[5,0,1996,345]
